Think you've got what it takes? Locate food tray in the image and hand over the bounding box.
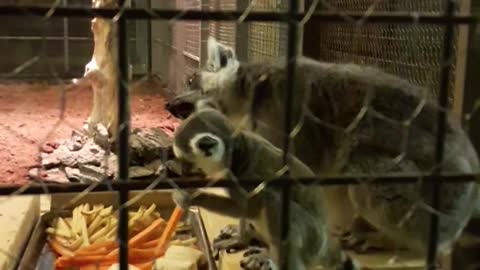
[17,191,218,270]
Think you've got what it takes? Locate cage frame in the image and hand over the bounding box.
[0,2,478,270]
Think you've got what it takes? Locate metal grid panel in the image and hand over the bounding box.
[183,0,202,59]
[248,0,288,62]
[316,0,458,102]
[0,2,477,270]
[207,0,236,49]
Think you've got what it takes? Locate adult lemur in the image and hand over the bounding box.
[172,107,355,270]
[167,36,479,265]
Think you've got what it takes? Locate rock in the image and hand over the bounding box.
[101,153,118,178]
[41,153,61,169]
[129,166,154,178]
[67,130,86,151]
[75,139,106,166]
[145,159,164,173]
[129,128,173,163]
[41,144,55,154]
[28,168,69,183]
[93,123,110,149]
[77,164,108,183]
[65,167,81,181]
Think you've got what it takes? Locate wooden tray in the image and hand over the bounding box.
[17,191,218,270]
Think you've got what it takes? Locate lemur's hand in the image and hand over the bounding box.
[172,190,193,210]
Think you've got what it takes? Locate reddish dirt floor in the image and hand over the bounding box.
[0,81,180,185]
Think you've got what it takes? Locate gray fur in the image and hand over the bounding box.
[167,37,480,259]
[172,108,354,270]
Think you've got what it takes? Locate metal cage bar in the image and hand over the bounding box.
[0,6,476,24]
[426,0,457,268]
[0,2,477,270]
[117,0,130,269]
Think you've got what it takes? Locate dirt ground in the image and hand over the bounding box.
[0,80,180,185]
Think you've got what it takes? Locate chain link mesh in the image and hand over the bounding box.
[0,0,478,270]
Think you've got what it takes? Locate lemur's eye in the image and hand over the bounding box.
[187,77,193,86]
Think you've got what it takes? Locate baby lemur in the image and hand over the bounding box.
[167,36,480,262]
[172,108,356,270]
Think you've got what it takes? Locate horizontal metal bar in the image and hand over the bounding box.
[0,36,148,41]
[0,174,477,196]
[0,6,476,24]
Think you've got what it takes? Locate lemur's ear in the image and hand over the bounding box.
[207,36,237,71]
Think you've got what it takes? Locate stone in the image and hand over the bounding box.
[40,153,61,169]
[129,166,154,178]
[65,167,81,181]
[93,123,110,149]
[67,130,86,151]
[76,164,108,183]
[28,168,69,183]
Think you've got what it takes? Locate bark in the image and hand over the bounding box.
[81,0,122,142]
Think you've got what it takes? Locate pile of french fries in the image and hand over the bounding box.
[46,203,162,251]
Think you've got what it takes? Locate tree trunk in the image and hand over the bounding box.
[81,0,121,143]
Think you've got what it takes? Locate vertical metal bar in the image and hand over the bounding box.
[147,0,153,73]
[63,0,69,73]
[280,0,298,270]
[117,0,130,270]
[426,0,456,269]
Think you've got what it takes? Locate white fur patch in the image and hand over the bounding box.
[189,132,226,176]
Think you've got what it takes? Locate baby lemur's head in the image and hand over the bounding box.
[172,108,236,179]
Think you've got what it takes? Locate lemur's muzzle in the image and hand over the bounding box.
[165,90,203,119]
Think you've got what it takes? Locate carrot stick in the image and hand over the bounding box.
[154,207,184,256]
[48,239,74,257]
[138,238,159,249]
[78,264,111,270]
[105,247,157,260]
[135,261,154,270]
[129,218,165,247]
[55,255,106,268]
[105,218,165,259]
[75,241,117,254]
[75,247,109,256]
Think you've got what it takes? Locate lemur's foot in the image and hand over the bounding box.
[240,247,276,270]
[213,223,267,258]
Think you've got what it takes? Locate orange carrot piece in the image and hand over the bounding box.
[78,264,111,270]
[135,261,154,270]
[75,241,117,254]
[75,247,109,256]
[105,247,157,260]
[55,255,106,268]
[138,238,159,249]
[129,218,165,247]
[48,239,74,257]
[154,207,184,256]
[105,218,165,259]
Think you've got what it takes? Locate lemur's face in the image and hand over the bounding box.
[166,36,239,120]
[172,109,234,180]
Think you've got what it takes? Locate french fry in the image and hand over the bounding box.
[48,239,74,257]
[46,227,71,239]
[80,215,91,247]
[99,206,113,217]
[87,214,103,235]
[74,241,117,255]
[144,203,156,217]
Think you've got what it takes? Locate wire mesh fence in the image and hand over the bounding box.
[0,1,478,270]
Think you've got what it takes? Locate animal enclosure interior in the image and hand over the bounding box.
[0,1,480,270]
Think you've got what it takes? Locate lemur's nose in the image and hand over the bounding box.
[197,136,218,156]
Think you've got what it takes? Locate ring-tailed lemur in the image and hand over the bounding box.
[171,108,357,270]
[167,36,480,263]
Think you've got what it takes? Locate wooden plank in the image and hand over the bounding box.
[452,0,472,120]
[0,195,40,270]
